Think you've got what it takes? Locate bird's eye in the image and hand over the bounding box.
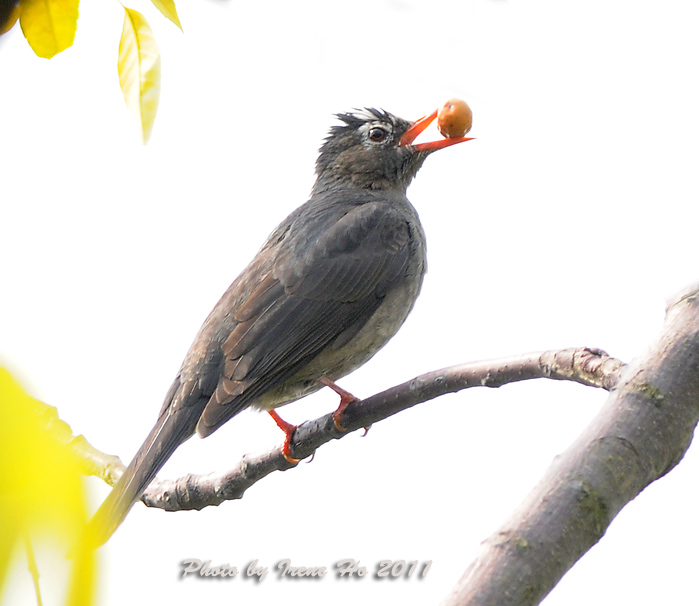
[367,127,388,142]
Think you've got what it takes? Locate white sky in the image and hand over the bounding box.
[2,0,699,604]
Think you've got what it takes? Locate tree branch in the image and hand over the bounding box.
[72,347,624,511]
[440,285,699,606]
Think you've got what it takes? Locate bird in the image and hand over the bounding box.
[89,106,472,545]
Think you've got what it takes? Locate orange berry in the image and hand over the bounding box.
[438,99,473,139]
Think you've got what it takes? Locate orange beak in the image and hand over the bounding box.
[399,109,474,151]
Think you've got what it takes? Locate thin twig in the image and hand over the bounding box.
[50,347,622,512]
[128,347,623,511]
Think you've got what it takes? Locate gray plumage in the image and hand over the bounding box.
[89,107,468,545]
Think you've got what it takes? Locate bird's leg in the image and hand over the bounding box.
[268,410,300,464]
[318,376,360,433]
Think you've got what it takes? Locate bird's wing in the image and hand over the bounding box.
[196,200,413,435]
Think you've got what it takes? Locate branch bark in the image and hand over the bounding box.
[54,287,699,602]
[441,285,699,606]
[72,347,623,511]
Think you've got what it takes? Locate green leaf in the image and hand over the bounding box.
[150,0,182,31]
[19,0,80,59]
[118,7,161,144]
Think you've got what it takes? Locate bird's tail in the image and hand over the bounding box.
[87,402,197,547]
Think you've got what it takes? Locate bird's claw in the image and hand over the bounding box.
[332,410,349,433]
[268,410,300,464]
[282,448,300,465]
[320,376,359,433]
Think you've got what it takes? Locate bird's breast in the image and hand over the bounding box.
[251,263,425,412]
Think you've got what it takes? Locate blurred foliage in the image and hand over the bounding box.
[0,368,97,605]
[0,1,20,35]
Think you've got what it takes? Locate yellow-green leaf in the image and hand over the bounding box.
[149,0,182,31]
[19,0,80,59]
[0,368,97,605]
[118,7,161,144]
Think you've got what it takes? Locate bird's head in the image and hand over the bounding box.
[313,107,473,194]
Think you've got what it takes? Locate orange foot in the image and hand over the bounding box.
[318,376,360,432]
[268,410,300,464]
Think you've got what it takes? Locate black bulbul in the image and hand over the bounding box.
[90,106,472,544]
